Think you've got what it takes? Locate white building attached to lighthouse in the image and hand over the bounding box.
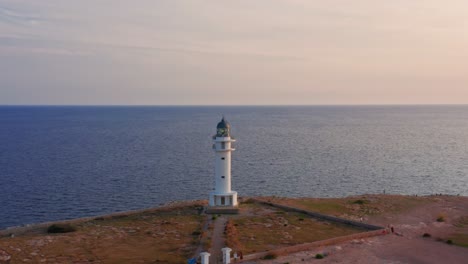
[208,117,238,210]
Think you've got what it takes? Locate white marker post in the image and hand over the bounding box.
[222,247,232,264]
[200,252,210,264]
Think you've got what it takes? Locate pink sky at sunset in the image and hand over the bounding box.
[1,0,467,105]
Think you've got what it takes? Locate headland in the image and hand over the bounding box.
[0,194,467,263]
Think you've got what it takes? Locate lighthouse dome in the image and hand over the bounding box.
[216,117,231,137]
[217,117,230,129]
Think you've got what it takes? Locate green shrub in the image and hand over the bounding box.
[436,216,445,222]
[243,198,255,204]
[197,207,204,215]
[262,254,277,260]
[422,233,431,238]
[353,199,367,205]
[447,239,453,245]
[212,215,217,220]
[192,231,201,236]
[47,224,76,233]
[315,253,324,259]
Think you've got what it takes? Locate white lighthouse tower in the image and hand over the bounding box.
[208,117,238,209]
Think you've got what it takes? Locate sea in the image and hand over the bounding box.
[1,105,467,229]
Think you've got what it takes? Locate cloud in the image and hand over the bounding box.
[0,6,42,26]
[0,46,89,56]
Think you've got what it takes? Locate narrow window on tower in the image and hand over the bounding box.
[221,157,225,160]
[221,176,225,179]
[221,142,226,149]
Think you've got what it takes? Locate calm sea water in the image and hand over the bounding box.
[1,105,467,229]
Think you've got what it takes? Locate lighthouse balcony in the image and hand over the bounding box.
[213,137,236,142]
[212,144,235,151]
[213,147,236,152]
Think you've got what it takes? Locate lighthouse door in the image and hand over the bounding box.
[221,197,225,205]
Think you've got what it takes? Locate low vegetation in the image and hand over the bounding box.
[454,216,468,228]
[225,220,243,252]
[261,195,431,221]
[0,202,205,264]
[262,253,277,260]
[47,224,76,234]
[242,198,256,204]
[352,199,368,205]
[2,196,466,263]
[230,206,362,254]
[446,233,468,248]
[436,214,445,222]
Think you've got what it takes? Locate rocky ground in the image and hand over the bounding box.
[0,195,467,264]
[250,195,468,264]
[0,201,206,264]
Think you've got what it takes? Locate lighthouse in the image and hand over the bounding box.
[208,117,238,209]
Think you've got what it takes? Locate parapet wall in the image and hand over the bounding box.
[205,207,239,214]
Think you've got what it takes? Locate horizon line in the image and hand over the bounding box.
[1,103,468,107]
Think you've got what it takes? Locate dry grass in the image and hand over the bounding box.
[262,195,430,220]
[454,216,468,228]
[2,196,462,263]
[0,204,205,264]
[436,213,446,222]
[230,209,362,254]
[225,220,242,250]
[449,216,468,248]
[447,233,468,248]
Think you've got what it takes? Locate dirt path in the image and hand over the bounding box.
[210,216,228,264]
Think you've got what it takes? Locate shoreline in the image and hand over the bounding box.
[1,194,467,263]
[2,194,464,234]
[0,199,206,236]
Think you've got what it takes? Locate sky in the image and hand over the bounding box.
[0,0,467,105]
